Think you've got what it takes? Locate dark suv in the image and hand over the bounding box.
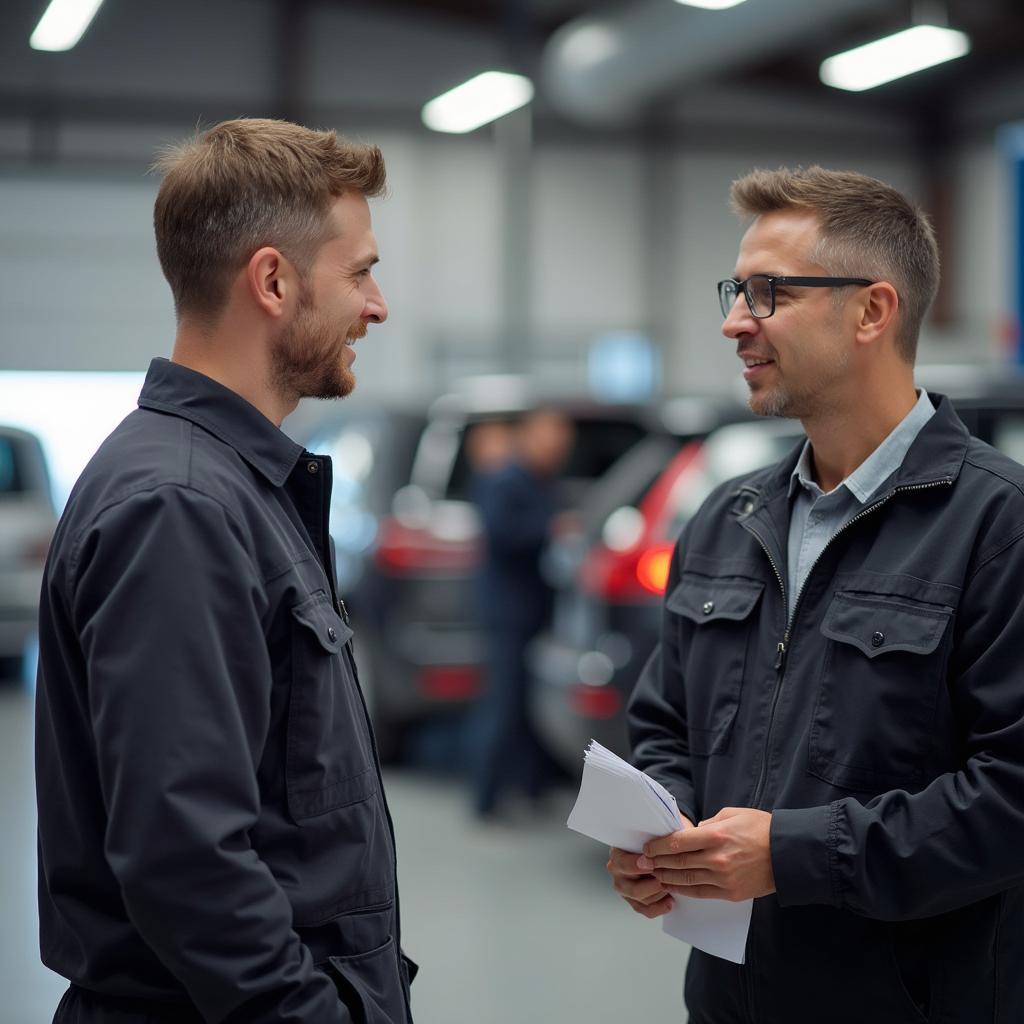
[298,381,723,759]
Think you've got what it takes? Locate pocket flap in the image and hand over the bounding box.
[327,936,407,1023]
[821,592,952,659]
[291,593,354,653]
[667,577,764,624]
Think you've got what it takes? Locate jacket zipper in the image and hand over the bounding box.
[742,478,952,809]
[340,615,409,1016]
[316,458,409,1016]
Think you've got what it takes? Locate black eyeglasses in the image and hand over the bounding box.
[717,274,874,319]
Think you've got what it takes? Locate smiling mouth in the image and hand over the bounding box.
[742,357,774,368]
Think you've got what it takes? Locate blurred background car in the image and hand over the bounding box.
[296,383,733,761]
[529,416,804,771]
[0,426,56,682]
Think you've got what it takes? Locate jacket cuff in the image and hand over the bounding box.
[770,804,840,908]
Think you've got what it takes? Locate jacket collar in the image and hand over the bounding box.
[137,357,305,487]
[738,392,969,513]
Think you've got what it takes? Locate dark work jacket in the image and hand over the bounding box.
[472,461,556,631]
[35,358,415,1023]
[629,394,1024,1024]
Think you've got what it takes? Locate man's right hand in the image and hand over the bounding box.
[607,814,693,919]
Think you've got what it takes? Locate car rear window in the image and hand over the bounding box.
[445,416,648,502]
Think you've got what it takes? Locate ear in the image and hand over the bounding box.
[853,282,899,348]
[245,246,295,319]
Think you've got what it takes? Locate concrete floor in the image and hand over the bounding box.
[1,681,689,1023]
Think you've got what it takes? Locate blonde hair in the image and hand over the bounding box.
[153,118,386,323]
[730,166,939,363]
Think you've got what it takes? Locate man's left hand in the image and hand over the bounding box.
[638,807,776,902]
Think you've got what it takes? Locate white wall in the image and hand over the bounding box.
[0,175,172,371]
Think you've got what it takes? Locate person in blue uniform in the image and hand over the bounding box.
[470,409,575,820]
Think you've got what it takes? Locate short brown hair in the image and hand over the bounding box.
[153,118,386,323]
[730,166,939,363]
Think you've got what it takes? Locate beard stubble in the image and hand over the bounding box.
[271,290,366,402]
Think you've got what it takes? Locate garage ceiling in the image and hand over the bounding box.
[2,0,1023,166]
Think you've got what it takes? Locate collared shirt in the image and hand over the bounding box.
[786,388,935,617]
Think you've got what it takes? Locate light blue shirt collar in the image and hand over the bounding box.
[787,388,935,505]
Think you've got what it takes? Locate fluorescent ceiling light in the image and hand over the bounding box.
[673,0,748,9]
[30,0,105,51]
[820,24,970,92]
[422,72,534,134]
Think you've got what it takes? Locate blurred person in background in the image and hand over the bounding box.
[608,166,1024,1022]
[469,409,574,822]
[464,418,517,476]
[35,119,416,1023]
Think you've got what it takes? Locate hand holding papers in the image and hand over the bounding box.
[567,740,752,965]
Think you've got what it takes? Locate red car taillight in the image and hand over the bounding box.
[569,683,621,720]
[374,517,479,575]
[580,544,668,602]
[635,543,674,595]
[578,441,702,603]
[417,666,482,701]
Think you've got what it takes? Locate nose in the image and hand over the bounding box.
[721,292,758,341]
[364,277,388,324]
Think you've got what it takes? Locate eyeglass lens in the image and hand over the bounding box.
[746,275,773,317]
[719,276,774,318]
[719,280,738,317]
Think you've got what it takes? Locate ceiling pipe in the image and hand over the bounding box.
[541,0,891,125]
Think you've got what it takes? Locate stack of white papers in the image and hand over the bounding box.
[567,740,752,964]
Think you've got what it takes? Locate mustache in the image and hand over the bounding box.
[348,321,368,342]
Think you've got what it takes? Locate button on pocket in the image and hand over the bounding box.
[287,593,375,822]
[666,575,764,756]
[810,591,953,790]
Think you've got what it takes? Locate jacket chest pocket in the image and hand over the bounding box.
[286,593,376,823]
[809,591,953,791]
[667,575,764,756]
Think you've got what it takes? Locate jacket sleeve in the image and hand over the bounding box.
[627,537,698,826]
[69,484,346,1023]
[771,532,1024,921]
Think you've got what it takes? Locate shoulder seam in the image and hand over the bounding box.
[67,480,250,594]
[962,451,1024,498]
[969,525,1024,584]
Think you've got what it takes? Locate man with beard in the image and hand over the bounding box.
[35,119,415,1023]
[607,167,1024,1022]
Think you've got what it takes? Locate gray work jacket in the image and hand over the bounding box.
[630,393,1024,1023]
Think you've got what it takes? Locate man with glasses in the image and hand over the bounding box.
[608,166,1024,1022]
